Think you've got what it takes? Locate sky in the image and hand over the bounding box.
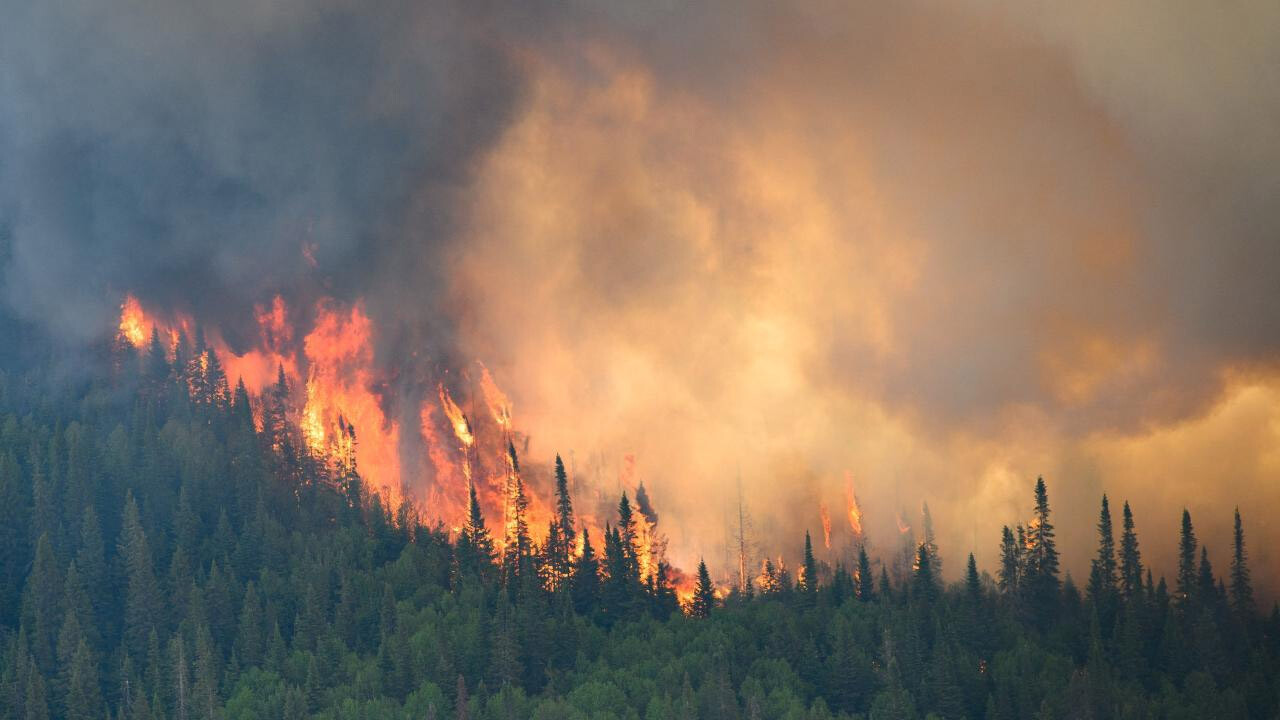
[1,0,1277,588]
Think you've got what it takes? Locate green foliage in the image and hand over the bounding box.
[0,352,1275,720]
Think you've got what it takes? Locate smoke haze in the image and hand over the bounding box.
[2,0,1277,589]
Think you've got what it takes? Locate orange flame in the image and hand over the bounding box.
[118,295,149,348]
[438,384,475,448]
[819,502,832,550]
[844,471,864,538]
[478,362,512,431]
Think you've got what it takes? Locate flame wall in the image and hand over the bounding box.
[4,0,1280,591]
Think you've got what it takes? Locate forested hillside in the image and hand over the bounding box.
[0,339,1277,720]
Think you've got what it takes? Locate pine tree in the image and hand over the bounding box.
[22,534,61,673]
[965,553,981,602]
[236,581,264,666]
[501,441,531,585]
[458,480,495,575]
[691,560,715,619]
[920,501,941,575]
[571,529,600,616]
[1229,508,1254,617]
[552,454,575,585]
[997,525,1021,596]
[63,639,102,720]
[1087,494,1118,626]
[616,492,640,582]
[1019,478,1060,628]
[856,545,875,602]
[1197,547,1217,604]
[800,531,818,594]
[0,452,27,626]
[1176,509,1197,604]
[1119,501,1143,601]
[119,492,162,660]
[912,543,938,605]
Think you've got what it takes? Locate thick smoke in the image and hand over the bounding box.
[2,1,1277,590]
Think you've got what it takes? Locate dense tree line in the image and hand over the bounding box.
[0,336,1277,719]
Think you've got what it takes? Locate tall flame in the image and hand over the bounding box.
[819,502,832,550]
[118,295,149,348]
[844,471,864,538]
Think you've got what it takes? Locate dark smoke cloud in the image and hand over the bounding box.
[2,0,1278,588]
[0,0,522,347]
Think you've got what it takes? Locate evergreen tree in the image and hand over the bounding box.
[551,454,575,586]
[1024,478,1060,621]
[458,480,495,575]
[21,534,61,673]
[965,553,981,602]
[1176,509,1197,604]
[63,639,102,720]
[920,501,940,575]
[856,545,875,602]
[119,492,162,660]
[997,525,1021,596]
[1197,547,1217,605]
[570,529,600,616]
[690,560,715,619]
[800,531,818,594]
[1118,501,1143,601]
[1087,494,1118,625]
[912,543,937,605]
[1229,508,1254,617]
[616,492,640,582]
[501,441,531,585]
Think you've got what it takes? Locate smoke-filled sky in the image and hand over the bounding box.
[2,0,1278,588]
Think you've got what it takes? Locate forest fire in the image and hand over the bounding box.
[114,292,672,571]
[820,502,832,550]
[845,473,864,539]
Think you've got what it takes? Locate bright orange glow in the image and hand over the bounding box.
[301,302,402,505]
[819,502,832,550]
[438,384,475,448]
[118,294,149,348]
[478,362,512,431]
[844,472,864,538]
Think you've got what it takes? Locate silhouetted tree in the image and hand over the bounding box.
[691,560,715,619]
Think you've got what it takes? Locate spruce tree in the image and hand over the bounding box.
[1087,494,1118,621]
[1024,478,1060,625]
[63,639,102,720]
[1176,509,1197,604]
[458,480,494,574]
[965,553,982,603]
[912,543,938,605]
[921,501,941,575]
[856,545,875,602]
[119,492,162,661]
[800,531,818,594]
[997,525,1020,596]
[616,493,640,582]
[691,560,715,619]
[501,441,531,585]
[1229,508,1254,617]
[1119,501,1143,601]
[571,528,600,616]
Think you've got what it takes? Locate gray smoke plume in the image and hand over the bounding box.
[2,0,1277,591]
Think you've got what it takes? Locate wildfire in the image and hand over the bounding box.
[118,295,149,347]
[844,471,864,538]
[896,512,912,535]
[114,292,657,575]
[819,502,832,550]
[478,362,512,431]
[438,384,475,448]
